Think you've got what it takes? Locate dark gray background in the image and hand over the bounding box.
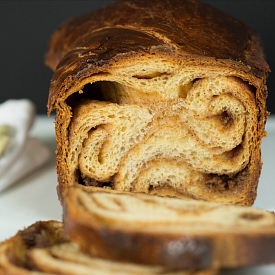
[1,1,274,114]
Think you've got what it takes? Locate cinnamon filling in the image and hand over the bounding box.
[217,110,234,128]
[77,168,245,194]
[77,170,114,189]
[9,222,66,270]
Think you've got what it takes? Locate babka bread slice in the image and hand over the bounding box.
[46,0,270,205]
[64,187,275,270]
[0,221,217,275]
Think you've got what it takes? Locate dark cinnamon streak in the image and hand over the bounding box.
[19,221,66,249]
[7,221,66,271]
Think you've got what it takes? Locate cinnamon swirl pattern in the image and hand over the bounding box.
[65,69,259,204]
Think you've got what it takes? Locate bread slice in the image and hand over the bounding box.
[64,187,275,270]
[0,220,217,275]
[46,0,269,205]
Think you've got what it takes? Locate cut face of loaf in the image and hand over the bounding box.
[0,221,217,275]
[46,0,270,205]
[64,187,275,270]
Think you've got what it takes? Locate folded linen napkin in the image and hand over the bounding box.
[0,99,51,192]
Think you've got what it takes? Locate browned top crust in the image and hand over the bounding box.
[46,0,270,114]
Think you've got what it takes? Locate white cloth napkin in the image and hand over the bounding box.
[0,99,51,192]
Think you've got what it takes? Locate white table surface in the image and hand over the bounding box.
[0,114,274,274]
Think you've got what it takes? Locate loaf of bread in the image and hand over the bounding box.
[0,220,217,275]
[46,0,270,205]
[64,187,275,269]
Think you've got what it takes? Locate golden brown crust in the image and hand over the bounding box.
[66,218,275,269]
[45,0,269,72]
[64,211,213,269]
[46,0,269,113]
[64,187,275,269]
[46,0,270,205]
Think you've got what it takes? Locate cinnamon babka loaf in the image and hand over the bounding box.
[64,187,275,270]
[0,221,217,275]
[46,0,270,205]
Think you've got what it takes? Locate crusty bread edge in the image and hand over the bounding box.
[64,187,275,269]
